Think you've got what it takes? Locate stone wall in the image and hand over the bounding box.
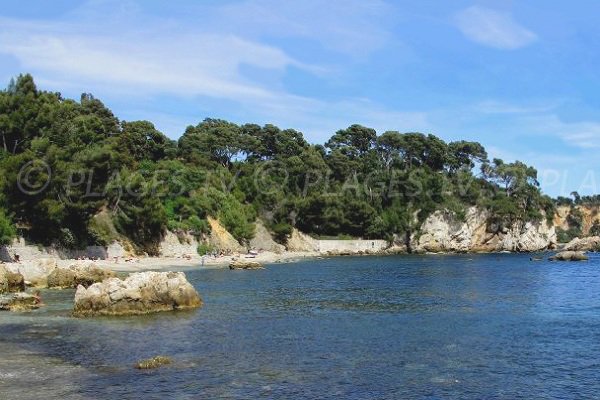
[316,239,389,254]
[0,238,129,262]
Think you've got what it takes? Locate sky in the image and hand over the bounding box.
[0,0,599,197]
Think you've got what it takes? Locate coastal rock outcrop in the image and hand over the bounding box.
[414,207,556,253]
[549,251,589,261]
[563,236,600,252]
[415,208,488,253]
[0,266,25,293]
[0,292,42,311]
[47,262,115,289]
[5,258,58,287]
[73,271,202,317]
[229,260,264,270]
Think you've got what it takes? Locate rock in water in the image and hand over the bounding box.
[135,356,172,370]
[549,251,589,261]
[0,266,25,293]
[73,271,202,317]
[47,261,115,289]
[229,261,264,270]
[0,293,42,311]
[5,258,58,287]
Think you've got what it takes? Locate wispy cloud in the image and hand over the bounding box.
[454,6,537,50]
[213,0,394,57]
[0,16,305,101]
[522,114,600,149]
[0,0,409,140]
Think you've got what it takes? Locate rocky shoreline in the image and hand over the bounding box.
[0,240,594,316]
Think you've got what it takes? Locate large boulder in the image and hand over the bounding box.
[229,260,264,270]
[47,261,115,289]
[73,271,202,317]
[549,251,589,261]
[4,258,58,287]
[0,292,42,312]
[0,265,25,293]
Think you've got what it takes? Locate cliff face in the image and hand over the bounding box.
[553,205,600,235]
[414,207,556,253]
[207,216,246,253]
[250,220,286,253]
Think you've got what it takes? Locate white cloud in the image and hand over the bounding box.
[0,0,421,142]
[213,0,394,57]
[522,114,600,149]
[0,17,305,101]
[454,6,537,50]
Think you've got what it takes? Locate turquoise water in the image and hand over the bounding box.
[1,254,600,399]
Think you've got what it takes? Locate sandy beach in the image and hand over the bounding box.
[65,250,322,273]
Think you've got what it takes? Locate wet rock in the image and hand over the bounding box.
[0,292,42,311]
[47,262,115,289]
[229,261,264,270]
[549,251,589,261]
[73,271,202,317]
[0,265,25,293]
[135,356,172,370]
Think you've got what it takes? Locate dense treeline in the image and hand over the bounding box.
[0,74,554,253]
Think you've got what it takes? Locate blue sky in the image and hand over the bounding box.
[0,0,599,196]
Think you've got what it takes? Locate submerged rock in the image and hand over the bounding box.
[0,265,25,293]
[135,356,172,370]
[0,292,42,311]
[229,261,264,270]
[73,271,202,317]
[549,251,589,261]
[47,262,115,289]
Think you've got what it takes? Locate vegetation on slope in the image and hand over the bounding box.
[0,74,555,252]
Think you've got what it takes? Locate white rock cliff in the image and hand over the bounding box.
[414,207,556,253]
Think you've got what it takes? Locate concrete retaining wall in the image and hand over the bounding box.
[316,239,389,253]
[0,238,127,262]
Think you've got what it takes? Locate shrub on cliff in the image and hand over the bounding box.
[0,210,15,245]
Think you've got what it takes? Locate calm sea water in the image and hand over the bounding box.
[1,253,600,399]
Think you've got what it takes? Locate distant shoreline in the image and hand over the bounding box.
[29,248,567,274]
